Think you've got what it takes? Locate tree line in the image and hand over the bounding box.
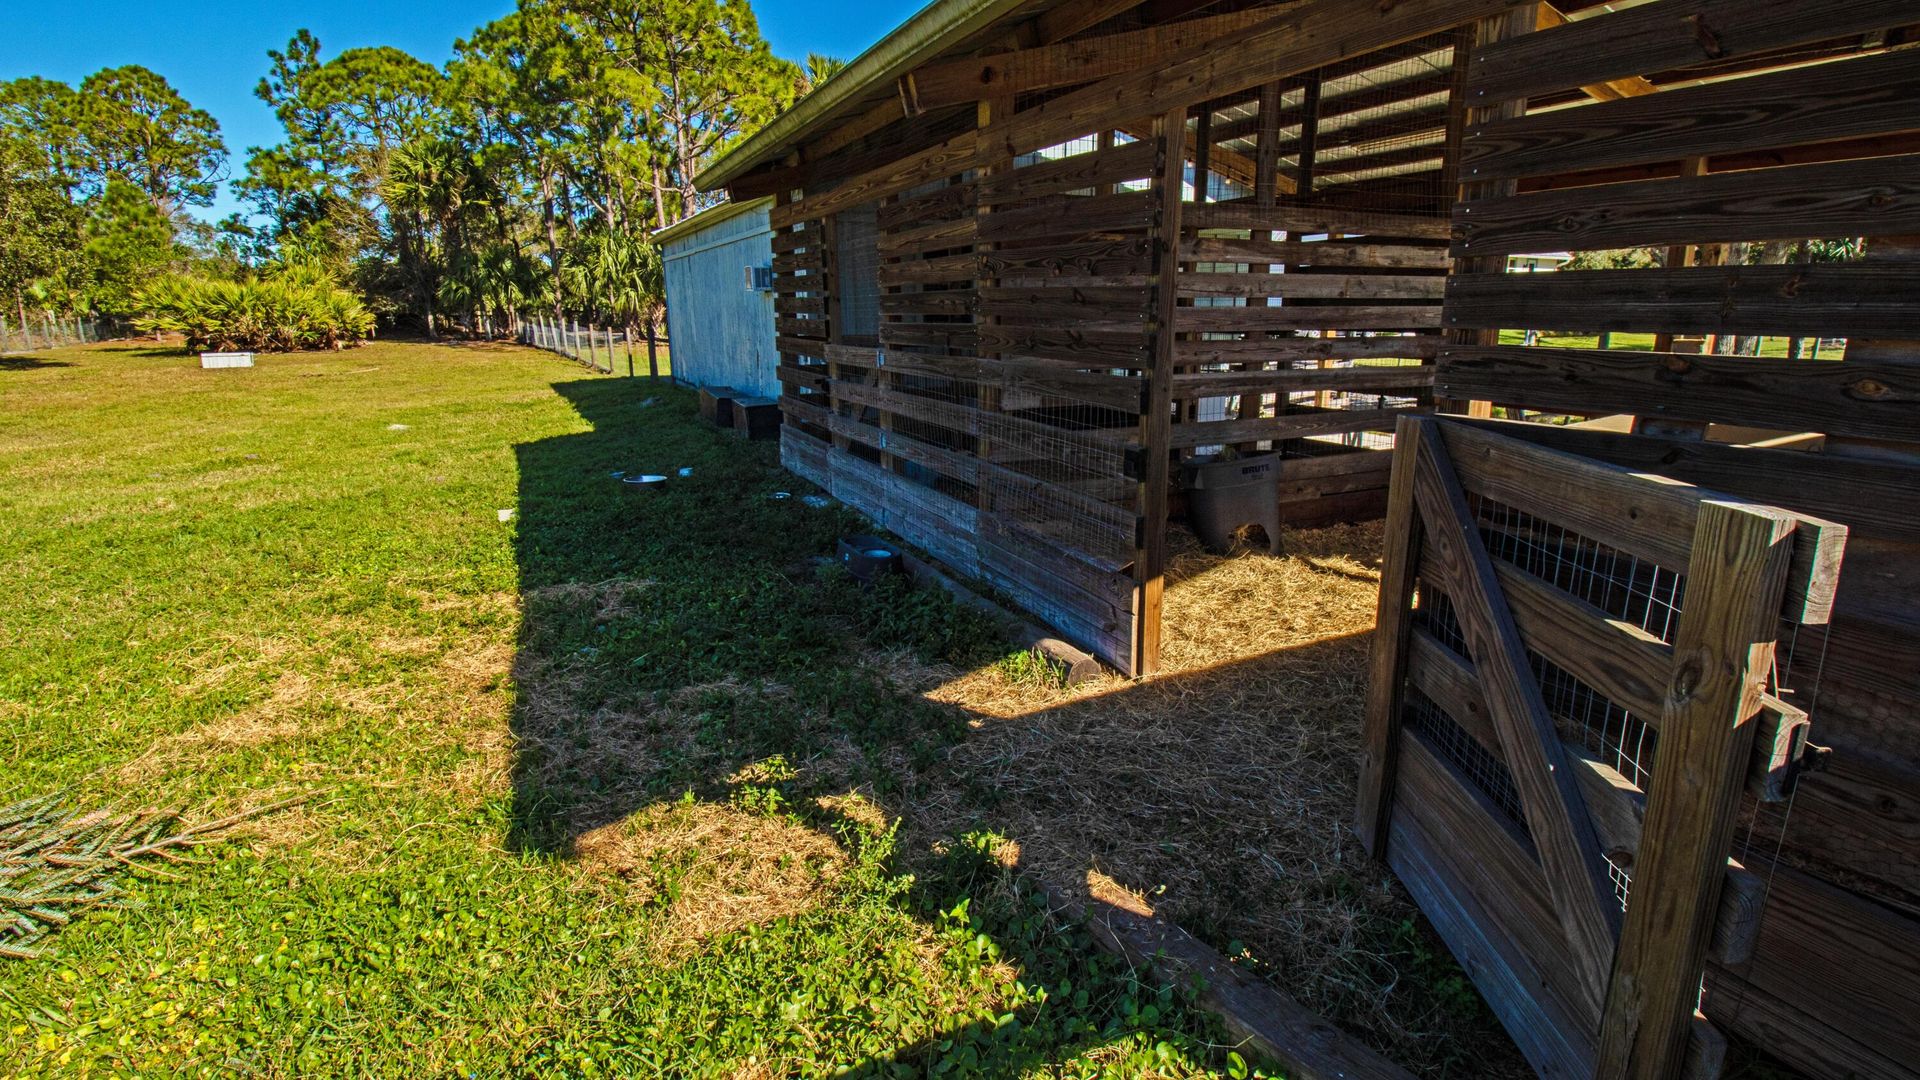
[1,0,839,340]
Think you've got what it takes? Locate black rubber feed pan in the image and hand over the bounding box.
[838,534,904,584]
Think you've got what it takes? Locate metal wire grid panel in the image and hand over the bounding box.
[1404,686,1530,834]
[1468,491,1688,644]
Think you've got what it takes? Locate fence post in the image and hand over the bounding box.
[645,321,660,380]
[624,326,634,377]
[603,325,614,374]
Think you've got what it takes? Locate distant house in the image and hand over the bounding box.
[654,198,779,399]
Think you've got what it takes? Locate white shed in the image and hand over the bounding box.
[654,198,779,399]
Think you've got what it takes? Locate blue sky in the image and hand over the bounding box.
[0,0,923,222]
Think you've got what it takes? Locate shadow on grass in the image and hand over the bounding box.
[0,357,75,370]
[505,376,1516,1076]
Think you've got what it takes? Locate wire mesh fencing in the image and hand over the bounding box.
[518,315,668,378]
[1,314,113,353]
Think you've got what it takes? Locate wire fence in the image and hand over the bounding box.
[1,314,115,354]
[517,314,668,378]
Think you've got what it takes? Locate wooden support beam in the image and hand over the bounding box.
[1254,80,1285,205]
[1354,415,1427,855]
[1132,105,1184,679]
[1295,70,1322,196]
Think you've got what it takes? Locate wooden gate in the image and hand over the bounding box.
[1355,416,1843,1079]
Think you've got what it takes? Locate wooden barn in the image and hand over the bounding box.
[694,1,1920,1078]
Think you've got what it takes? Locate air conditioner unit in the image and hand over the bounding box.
[743,264,774,292]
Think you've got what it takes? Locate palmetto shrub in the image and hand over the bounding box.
[134,273,376,352]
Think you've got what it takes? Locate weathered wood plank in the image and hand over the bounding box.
[1164,407,1413,448]
[1175,334,1441,365]
[1170,365,1433,400]
[1453,154,1920,258]
[1444,264,1920,340]
[1435,345,1920,443]
[1179,272,1445,301]
[1468,0,1920,106]
[1183,237,1450,270]
[975,190,1159,243]
[1462,49,1920,181]
[977,139,1157,205]
[1180,305,1443,333]
[1184,200,1451,240]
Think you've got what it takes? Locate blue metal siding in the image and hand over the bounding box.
[661,203,779,399]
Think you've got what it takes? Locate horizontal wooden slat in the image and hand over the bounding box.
[878,253,977,286]
[877,215,976,256]
[1462,49,1920,181]
[975,191,1159,243]
[774,295,825,316]
[775,335,828,359]
[981,237,1156,280]
[1423,553,1673,722]
[876,180,976,232]
[977,284,1154,325]
[1468,0,1920,106]
[1445,264,1920,339]
[1436,345,1920,443]
[1183,237,1449,269]
[1170,365,1432,400]
[1180,304,1443,333]
[1454,154,1920,258]
[974,324,1151,366]
[978,140,1156,205]
[1174,334,1442,365]
[1178,272,1445,301]
[1185,200,1451,239]
[1163,407,1413,448]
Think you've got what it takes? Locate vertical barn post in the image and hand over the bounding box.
[1353,414,1428,856]
[1132,104,1186,678]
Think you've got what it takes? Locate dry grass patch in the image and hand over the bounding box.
[575,799,851,954]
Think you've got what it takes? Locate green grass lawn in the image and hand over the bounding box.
[0,339,1284,1078]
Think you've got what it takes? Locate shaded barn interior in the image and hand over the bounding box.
[696,1,1920,1078]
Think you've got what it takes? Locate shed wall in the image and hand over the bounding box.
[662,203,780,399]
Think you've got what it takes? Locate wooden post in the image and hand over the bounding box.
[1253,81,1284,206]
[646,320,660,379]
[1353,414,1427,856]
[1133,105,1186,679]
[1596,500,1799,1080]
[1192,108,1212,204]
[1294,71,1322,197]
